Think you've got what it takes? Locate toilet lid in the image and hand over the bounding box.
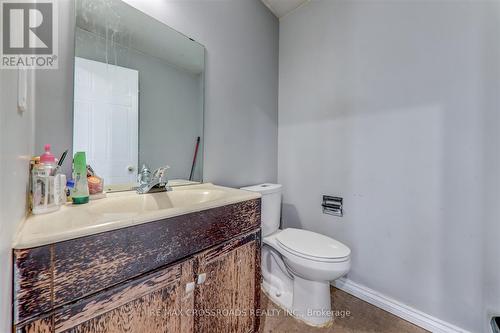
[276,228,351,260]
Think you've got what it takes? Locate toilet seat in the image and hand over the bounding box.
[276,228,350,263]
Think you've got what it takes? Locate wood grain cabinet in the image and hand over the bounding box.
[59,258,196,333]
[17,258,196,333]
[195,237,259,333]
[13,199,262,333]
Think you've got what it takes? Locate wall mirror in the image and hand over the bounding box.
[73,0,205,191]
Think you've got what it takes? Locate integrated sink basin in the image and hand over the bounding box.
[13,183,261,249]
[90,188,227,214]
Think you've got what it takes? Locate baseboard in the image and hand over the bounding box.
[332,278,471,333]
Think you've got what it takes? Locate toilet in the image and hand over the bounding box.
[241,184,351,327]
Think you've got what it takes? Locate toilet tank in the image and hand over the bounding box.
[240,184,282,237]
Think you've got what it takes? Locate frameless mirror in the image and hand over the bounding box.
[73,0,204,191]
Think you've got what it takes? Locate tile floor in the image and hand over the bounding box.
[259,287,429,333]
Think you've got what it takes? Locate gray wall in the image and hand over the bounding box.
[75,28,204,181]
[34,0,75,175]
[36,0,279,187]
[481,4,500,330]
[0,70,35,333]
[278,1,500,332]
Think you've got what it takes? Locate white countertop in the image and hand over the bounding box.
[13,183,261,249]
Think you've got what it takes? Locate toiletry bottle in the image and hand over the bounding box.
[66,179,75,202]
[29,156,40,213]
[32,144,60,214]
[55,174,67,205]
[72,152,90,204]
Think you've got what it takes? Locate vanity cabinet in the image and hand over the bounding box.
[195,236,259,333]
[13,199,261,333]
[55,258,195,333]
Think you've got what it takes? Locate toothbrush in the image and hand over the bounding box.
[56,149,68,173]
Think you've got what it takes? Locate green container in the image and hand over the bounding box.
[72,152,89,204]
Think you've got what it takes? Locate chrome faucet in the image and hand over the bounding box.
[136,164,172,194]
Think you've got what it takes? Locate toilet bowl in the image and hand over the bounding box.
[240,184,351,327]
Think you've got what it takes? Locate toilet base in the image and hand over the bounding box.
[261,245,334,327]
[261,245,294,310]
[292,276,333,326]
[261,281,333,327]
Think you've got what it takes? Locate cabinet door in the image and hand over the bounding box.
[55,258,195,333]
[195,234,259,333]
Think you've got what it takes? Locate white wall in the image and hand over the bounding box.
[278,1,500,332]
[36,0,279,187]
[0,69,35,333]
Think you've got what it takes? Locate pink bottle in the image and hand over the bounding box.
[32,144,63,214]
[40,144,56,167]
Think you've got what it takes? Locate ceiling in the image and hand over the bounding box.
[261,0,309,18]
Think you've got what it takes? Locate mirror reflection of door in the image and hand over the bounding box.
[73,57,139,186]
[73,0,205,191]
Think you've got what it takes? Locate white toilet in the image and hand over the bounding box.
[241,184,351,327]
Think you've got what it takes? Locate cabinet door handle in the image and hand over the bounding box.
[197,273,207,285]
[185,281,195,293]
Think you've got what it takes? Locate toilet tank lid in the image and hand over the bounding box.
[240,183,282,194]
